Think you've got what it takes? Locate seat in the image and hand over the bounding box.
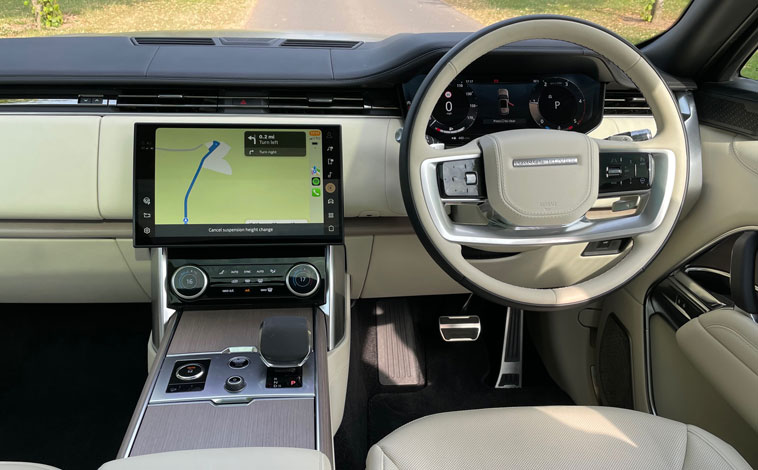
[366,406,753,470]
[0,464,60,470]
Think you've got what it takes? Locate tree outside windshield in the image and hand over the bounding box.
[1,0,690,44]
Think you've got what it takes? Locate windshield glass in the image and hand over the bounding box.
[1,0,691,43]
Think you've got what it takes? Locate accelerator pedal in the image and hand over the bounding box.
[495,307,524,388]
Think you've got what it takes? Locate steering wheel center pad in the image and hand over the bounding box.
[480,129,599,227]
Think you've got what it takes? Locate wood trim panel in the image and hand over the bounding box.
[130,398,315,456]
[167,308,311,355]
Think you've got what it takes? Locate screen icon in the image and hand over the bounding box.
[312,188,321,197]
[325,183,336,193]
[311,177,321,186]
[311,165,321,176]
[142,197,151,205]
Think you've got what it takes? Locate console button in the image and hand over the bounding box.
[224,375,246,393]
[171,266,208,300]
[285,263,320,297]
[175,363,205,381]
[229,357,250,369]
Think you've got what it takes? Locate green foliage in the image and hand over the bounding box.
[23,0,63,28]
[742,52,758,80]
[641,0,656,22]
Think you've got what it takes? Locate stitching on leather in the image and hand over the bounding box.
[704,324,758,375]
[686,427,740,470]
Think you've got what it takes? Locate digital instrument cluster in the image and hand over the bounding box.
[403,74,603,146]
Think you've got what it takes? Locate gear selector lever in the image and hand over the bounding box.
[258,316,312,368]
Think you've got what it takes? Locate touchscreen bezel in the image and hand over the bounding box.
[133,123,343,247]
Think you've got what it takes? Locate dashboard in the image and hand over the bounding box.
[403,74,603,146]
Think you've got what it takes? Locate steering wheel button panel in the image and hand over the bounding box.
[438,158,485,199]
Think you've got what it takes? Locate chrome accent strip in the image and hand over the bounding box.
[677,92,703,217]
[420,149,675,247]
[151,248,176,349]
[320,245,347,350]
[513,156,578,167]
[119,313,179,457]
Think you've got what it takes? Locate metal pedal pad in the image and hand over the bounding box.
[439,315,481,342]
[495,308,523,389]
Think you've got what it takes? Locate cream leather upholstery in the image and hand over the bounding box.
[366,406,752,470]
[99,447,331,470]
[677,309,758,432]
[0,464,60,470]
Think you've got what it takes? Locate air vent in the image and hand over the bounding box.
[604,90,651,115]
[218,90,399,116]
[133,37,215,46]
[280,39,361,49]
[115,94,217,112]
[219,37,276,46]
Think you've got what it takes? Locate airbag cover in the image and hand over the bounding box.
[480,129,599,227]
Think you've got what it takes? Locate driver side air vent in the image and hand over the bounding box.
[280,39,362,49]
[604,90,652,115]
[133,37,215,45]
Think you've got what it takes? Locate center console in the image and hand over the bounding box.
[118,123,348,466]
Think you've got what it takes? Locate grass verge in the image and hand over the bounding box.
[0,0,256,38]
[444,0,690,44]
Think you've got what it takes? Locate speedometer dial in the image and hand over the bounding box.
[529,78,586,130]
[429,79,478,135]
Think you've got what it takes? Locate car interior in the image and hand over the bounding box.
[1,0,758,469]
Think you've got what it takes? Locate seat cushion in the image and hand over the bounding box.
[99,447,331,470]
[366,406,752,470]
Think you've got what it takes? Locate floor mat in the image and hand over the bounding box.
[0,303,152,470]
[334,295,573,470]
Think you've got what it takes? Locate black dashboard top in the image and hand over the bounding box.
[0,34,695,90]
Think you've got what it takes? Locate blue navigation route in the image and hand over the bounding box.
[183,141,220,224]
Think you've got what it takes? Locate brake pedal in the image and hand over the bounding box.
[439,315,481,342]
[495,307,523,388]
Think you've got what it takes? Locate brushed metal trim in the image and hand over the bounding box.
[151,248,176,348]
[320,245,347,350]
[118,312,179,458]
[420,149,674,248]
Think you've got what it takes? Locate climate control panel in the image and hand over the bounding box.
[167,253,326,306]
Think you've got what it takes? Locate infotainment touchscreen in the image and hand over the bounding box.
[133,124,342,247]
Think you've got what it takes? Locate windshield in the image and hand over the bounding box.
[1,0,691,43]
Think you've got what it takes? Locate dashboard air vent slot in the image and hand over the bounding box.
[218,90,399,116]
[219,37,276,46]
[115,94,218,112]
[280,39,361,49]
[133,37,215,46]
[604,90,651,115]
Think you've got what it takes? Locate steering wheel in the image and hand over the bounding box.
[400,16,688,309]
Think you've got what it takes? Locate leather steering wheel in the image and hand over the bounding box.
[400,16,688,309]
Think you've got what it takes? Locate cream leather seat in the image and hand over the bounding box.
[367,406,753,470]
